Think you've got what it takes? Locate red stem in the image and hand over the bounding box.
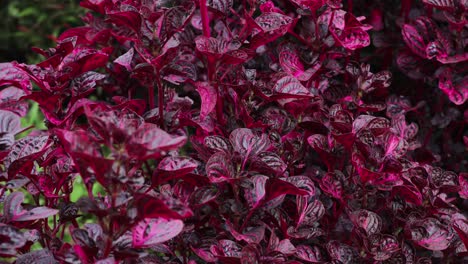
[149,82,155,110]
[155,69,165,129]
[199,0,210,38]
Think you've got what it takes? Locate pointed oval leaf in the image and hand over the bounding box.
[16,249,58,264]
[408,218,453,251]
[244,175,268,208]
[196,82,217,121]
[204,135,232,153]
[158,156,198,176]
[206,152,235,183]
[3,192,24,222]
[229,128,270,159]
[14,207,59,222]
[296,245,324,263]
[132,218,184,248]
[0,224,26,251]
[350,210,382,236]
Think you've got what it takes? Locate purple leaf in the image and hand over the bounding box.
[0,87,28,116]
[284,176,316,196]
[15,249,58,264]
[279,44,321,81]
[459,172,468,199]
[229,128,270,161]
[392,185,423,206]
[208,0,233,14]
[251,152,287,175]
[273,76,312,104]
[195,37,241,59]
[244,175,268,208]
[407,218,453,251]
[297,198,325,227]
[327,241,357,263]
[0,63,31,91]
[132,218,184,248]
[350,210,382,236]
[14,207,59,222]
[251,12,294,48]
[204,135,232,153]
[0,110,20,150]
[422,0,455,9]
[157,156,198,184]
[226,220,265,244]
[196,82,217,121]
[3,192,24,222]
[0,224,26,256]
[190,185,219,206]
[295,245,324,263]
[206,152,235,183]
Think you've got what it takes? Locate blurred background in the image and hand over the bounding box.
[0,0,84,63]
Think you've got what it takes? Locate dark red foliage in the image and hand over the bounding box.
[0,0,467,263]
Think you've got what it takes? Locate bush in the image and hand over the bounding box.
[0,0,467,263]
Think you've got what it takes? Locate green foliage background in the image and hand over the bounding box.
[0,0,84,63]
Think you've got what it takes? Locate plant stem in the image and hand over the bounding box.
[155,69,165,129]
[199,0,210,38]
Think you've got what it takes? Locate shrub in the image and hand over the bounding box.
[0,0,466,263]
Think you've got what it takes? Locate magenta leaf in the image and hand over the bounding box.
[132,218,184,248]
[196,82,217,121]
